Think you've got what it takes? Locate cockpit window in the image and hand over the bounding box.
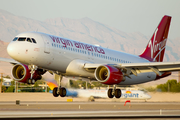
[27,38,32,43]
[13,37,18,41]
[18,37,26,41]
[31,38,37,43]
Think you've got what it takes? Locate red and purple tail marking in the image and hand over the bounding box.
[140,15,171,62]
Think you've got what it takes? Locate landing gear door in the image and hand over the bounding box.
[42,35,50,54]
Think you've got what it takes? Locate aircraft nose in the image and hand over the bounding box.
[7,42,18,58]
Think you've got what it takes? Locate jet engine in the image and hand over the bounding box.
[94,65,124,85]
[12,64,45,84]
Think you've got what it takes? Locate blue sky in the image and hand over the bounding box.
[0,0,180,39]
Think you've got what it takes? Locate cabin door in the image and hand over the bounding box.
[42,35,50,54]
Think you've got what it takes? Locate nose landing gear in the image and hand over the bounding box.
[27,79,35,84]
[27,65,38,84]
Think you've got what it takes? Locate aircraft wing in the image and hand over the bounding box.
[0,57,19,64]
[84,61,180,76]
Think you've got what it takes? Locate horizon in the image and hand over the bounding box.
[0,0,180,39]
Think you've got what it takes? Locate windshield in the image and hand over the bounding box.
[13,37,18,41]
[18,37,26,41]
[13,37,37,44]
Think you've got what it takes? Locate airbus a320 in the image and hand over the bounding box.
[1,15,179,98]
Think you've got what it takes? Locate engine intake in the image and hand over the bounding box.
[12,64,44,83]
[95,65,124,85]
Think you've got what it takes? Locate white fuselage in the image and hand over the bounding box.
[63,89,151,100]
[7,32,157,85]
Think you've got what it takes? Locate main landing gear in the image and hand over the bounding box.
[52,74,67,97]
[53,87,66,97]
[107,85,122,98]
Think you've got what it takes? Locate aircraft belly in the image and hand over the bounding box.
[119,72,156,85]
[52,56,70,73]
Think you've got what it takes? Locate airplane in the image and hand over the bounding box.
[49,89,151,100]
[0,15,180,99]
[47,80,151,100]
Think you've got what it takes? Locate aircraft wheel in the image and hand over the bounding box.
[31,79,35,84]
[115,89,121,98]
[27,79,31,84]
[107,89,114,98]
[60,87,66,97]
[53,87,59,97]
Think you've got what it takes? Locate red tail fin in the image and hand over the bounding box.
[139,15,171,62]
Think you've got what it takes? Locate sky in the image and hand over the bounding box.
[0,0,180,39]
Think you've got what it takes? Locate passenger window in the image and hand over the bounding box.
[31,38,37,43]
[13,37,18,41]
[18,37,26,41]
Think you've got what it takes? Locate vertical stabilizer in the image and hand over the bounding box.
[139,15,171,62]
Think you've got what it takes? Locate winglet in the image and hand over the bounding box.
[139,15,171,62]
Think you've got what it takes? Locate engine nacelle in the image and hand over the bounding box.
[12,64,44,83]
[95,65,124,85]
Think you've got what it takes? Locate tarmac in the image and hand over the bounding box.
[0,93,180,119]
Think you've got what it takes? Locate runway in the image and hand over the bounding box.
[0,102,180,119]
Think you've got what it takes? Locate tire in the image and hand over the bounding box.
[53,87,59,97]
[60,87,66,97]
[27,79,31,84]
[115,89,121,98]
[31,79,35,84]
[107,89,114,98]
